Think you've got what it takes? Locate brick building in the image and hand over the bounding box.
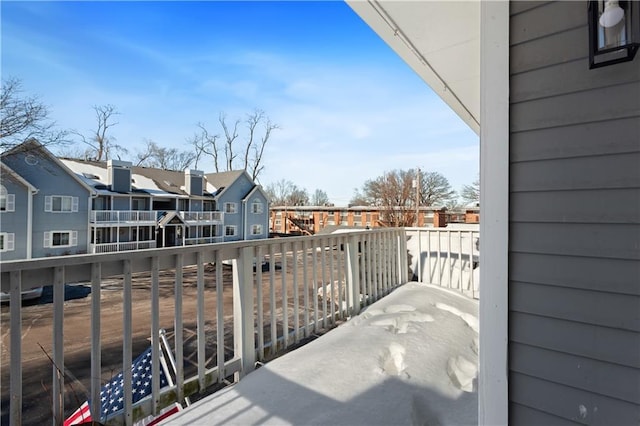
[269,205,479,235]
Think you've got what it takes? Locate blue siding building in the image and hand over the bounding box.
[0,140,270,259]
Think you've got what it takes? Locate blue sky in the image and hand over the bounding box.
[2,1,478,205]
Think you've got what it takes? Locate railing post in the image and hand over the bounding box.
[9,271,22,425]
[398,230,408,284]
[233,246,256,379]
[345,235,360,316]
[90,263,102,421]
[52,266,65,426]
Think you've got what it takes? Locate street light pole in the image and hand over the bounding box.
[415,167,420,227]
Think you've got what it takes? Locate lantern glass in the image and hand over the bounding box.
[589,0,640,68]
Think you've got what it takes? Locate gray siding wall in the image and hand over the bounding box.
[245,191,269,241]
[3,149,91,258]
[220,173,255,241]
[0,175,30,260]
[509,2,640,424]
[113,196,130,210]
[191,199,203,212]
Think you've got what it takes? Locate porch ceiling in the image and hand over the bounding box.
[346,0,480,135]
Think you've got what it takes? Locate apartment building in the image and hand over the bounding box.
[0,139,269,260]
[269,205,480,235]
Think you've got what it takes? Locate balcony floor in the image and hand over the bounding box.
[162,283,478,425]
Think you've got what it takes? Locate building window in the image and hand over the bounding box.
[0,186,15,212]
[251,224,263,235]
[252,201,263,214]
[0,233,15,252]
[44,231,78,248]
[224,202,237,214]
[45,195,78,212]
[225,226,236,236]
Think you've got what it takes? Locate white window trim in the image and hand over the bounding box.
[225,225,237,236]
[251,224,263,235]
[224,202,238,214]
[43,230,78,248]
[252,201,263,214]
[44,195,79,213]
[0,232,15,252]
[0,193,15,212]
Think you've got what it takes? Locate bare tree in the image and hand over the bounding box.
[265,179,309,206]
[349,189,370,206]
[460,176,480,205]
[189,123,221,171]
[0,77,67,151]
[420,170,456,206]
[135,139,195,171]
[193,109,278,180]
[351,169,456,227]
[311,189,330,206]
[244,110,278,181]
[73,104,125,161]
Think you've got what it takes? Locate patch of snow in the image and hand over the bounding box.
[446,355,477,392]
[161,282,478,425]
[435,302,479,333]
[384,304,417,314]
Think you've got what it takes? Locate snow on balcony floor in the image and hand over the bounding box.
[161,283,478,425]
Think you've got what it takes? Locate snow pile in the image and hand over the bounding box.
[162,282,478,425]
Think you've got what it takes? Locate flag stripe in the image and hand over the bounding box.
[134,402,182,426]
[63,401,91,426]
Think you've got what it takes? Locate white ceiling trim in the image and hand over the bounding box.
[346,0,480,135]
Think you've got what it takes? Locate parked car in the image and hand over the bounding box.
[0,287,43,303]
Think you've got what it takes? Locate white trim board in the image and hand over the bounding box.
[479,1,509,425]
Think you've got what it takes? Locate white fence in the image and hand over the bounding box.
[405,226,480,298]
[1,229,407,425]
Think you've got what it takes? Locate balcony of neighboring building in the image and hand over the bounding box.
[90,210,159,225]
[178,210,223,225]
[90,239,157,254]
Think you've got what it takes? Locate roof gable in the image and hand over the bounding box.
[204,170,247,198]
[2,139,95,195]
[0,162,38,192]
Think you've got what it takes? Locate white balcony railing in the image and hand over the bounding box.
[0,227,480,425]
[184,236,224,245]
[405,226,480,299]
[90,239,157,253]
[90,210,158,224]
[178,211,223,223]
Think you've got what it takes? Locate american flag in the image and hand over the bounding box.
[64,346,180,425]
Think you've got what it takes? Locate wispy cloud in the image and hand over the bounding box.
[2,1,478,205]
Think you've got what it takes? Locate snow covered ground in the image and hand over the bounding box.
[161,282,478,425]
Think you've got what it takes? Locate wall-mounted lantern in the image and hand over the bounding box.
[589,0,639,68]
